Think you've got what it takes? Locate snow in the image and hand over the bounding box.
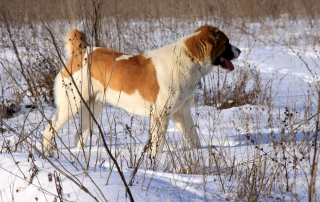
[0,17,320,201]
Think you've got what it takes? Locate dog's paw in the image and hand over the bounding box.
[75,140,86,149]
[42,137,55,152]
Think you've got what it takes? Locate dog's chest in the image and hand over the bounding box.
[173,72,200,102]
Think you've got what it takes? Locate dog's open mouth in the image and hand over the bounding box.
[219,57,235,71]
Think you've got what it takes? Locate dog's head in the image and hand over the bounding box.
[185,26,240,71]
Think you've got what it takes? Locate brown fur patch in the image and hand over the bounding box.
[87,48,160,103]
[184,26,228,63]
[61,29,88,78]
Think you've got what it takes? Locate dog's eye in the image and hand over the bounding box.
[211,30,220,36]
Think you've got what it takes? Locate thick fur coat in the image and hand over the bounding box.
[43,26,241,154]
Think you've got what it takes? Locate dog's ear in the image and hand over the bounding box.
[208,28,223,44]
[185,28,216,62]
[209,28,219,37]
[194,26,220,42]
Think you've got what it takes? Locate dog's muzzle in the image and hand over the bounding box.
[231,45,241,59]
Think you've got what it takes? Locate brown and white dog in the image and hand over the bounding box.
[43,26,240,154]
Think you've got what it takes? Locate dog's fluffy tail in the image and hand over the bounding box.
[64,29,88,59]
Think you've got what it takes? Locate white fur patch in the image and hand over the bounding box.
[116,54,133,61]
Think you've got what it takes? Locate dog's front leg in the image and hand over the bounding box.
[149,109,170,155]
[171,98,201,149]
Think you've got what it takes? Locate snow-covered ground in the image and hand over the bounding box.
[0,17,319,201]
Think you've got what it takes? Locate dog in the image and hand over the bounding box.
[42,26,240,154]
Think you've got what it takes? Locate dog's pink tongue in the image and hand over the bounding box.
[220,57,235,71]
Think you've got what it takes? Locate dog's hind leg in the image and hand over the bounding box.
[75,99,103,149]
[171,98,201,150]
[42,96,81,152]
[43,73,87,152]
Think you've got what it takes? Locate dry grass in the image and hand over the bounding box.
[2,0,320,21]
